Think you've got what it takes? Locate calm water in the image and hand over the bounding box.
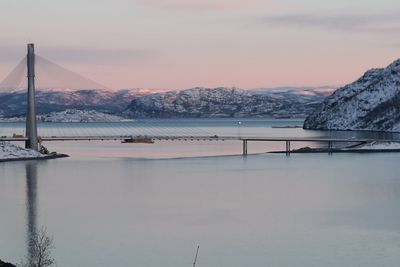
[1,119,400,266]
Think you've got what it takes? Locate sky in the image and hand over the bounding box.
[0,0,400,90]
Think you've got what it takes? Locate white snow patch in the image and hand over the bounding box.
[0,142,44,159]
[38,109,129,122]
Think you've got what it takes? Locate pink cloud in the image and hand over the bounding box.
[141,0,276,12]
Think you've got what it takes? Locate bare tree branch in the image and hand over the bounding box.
[19,227,55,267]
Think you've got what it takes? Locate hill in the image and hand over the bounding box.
[304,59,400,132]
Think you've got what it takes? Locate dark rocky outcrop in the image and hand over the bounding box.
[0,259,16,267]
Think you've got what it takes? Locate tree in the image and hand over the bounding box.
[20,227,55,267]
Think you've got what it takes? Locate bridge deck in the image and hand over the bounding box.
[1,135,399,143]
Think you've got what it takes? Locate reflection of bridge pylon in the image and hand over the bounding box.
[25,43,39,151]
[25,162,38,265]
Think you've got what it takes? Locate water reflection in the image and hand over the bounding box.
[0,152,398,267]
[25,162,37,267]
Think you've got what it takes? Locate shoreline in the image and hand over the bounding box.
[270,148,400,154]
[302,127,400,134]
[0,153,69,163]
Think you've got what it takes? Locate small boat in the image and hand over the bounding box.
[122,137,154,144]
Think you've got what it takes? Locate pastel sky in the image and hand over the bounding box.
[1,0,400,90]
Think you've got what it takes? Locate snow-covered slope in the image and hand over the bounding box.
[0,109,129,122]
[38,109,129,122]
[0,142,44,160]
[304,59,400,132]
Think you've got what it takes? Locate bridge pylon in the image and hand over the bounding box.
[25,43,39,151]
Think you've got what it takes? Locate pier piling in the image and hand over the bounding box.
[328,141,333,154]
[243,140,248,156]
[286,141,291,156]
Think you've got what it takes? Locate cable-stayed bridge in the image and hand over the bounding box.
[1,44,399,155]
[0,50,108,92]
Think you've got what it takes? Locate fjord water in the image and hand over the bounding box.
[1,119,400,266]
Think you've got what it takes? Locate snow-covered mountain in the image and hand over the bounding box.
[304,59,400,132]
[124,87,327,118]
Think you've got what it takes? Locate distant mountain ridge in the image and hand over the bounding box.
[0,86,334,119]
[124,87,332,118]
[304,59,400,132]
[249,86,335,96]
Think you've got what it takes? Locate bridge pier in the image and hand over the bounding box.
[285,141,291,156]
[328,141,333,154]
[242,140,248,156]
[25,43,39,151]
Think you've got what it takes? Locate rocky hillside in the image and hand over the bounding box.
[304,59,400,132]
[124,87,329,118]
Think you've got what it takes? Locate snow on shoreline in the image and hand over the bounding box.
[0,142,44,160]
[355,141,400,150]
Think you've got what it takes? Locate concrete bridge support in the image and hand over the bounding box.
[25,43,38,151]
[243,140,248,156]
[328,141,333,154]
[285,141,291,156]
